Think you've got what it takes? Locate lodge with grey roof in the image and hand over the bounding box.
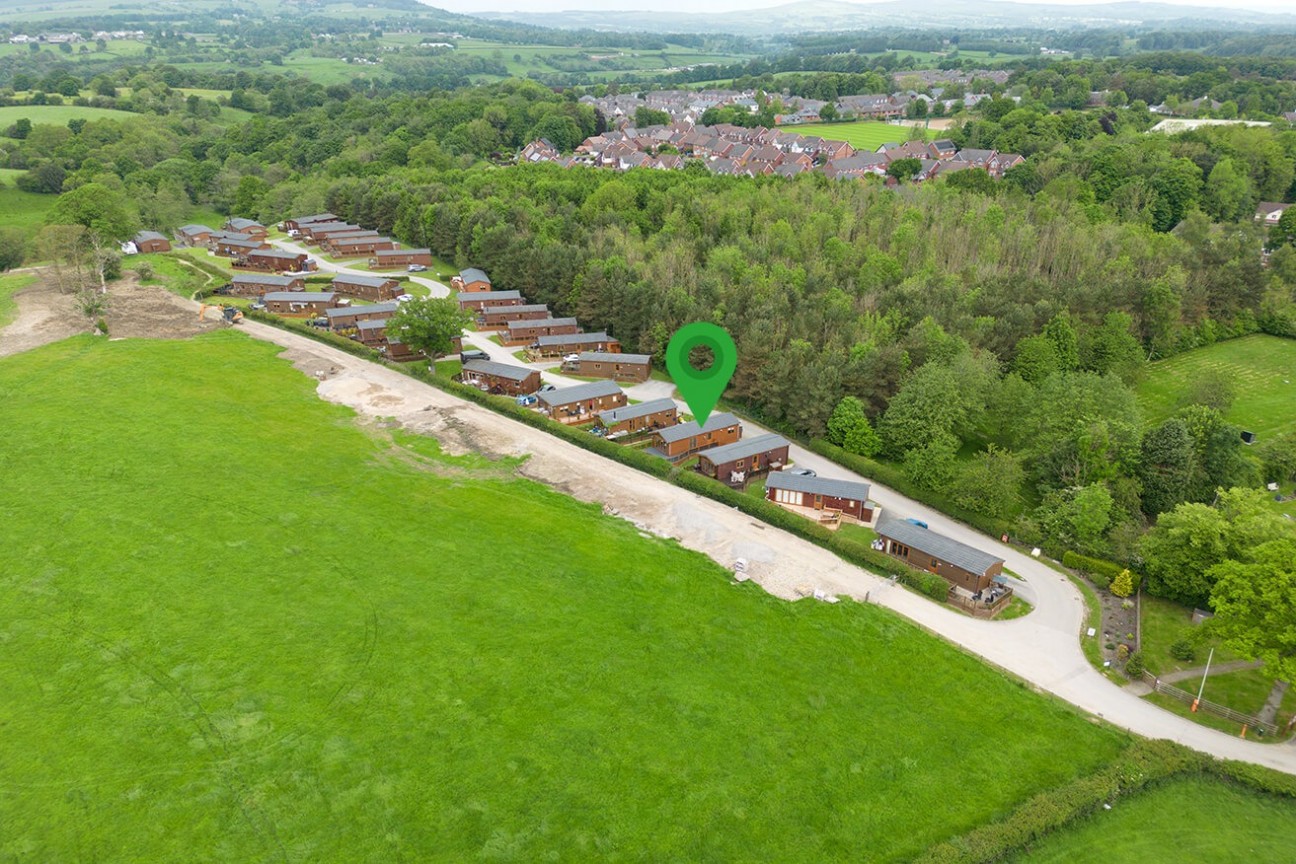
[695,434,790,482]
[875,516,1004,593]
[598,398,678,435]
[765,472,876,524]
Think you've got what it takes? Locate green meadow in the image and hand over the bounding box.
[0,331,1126,862]
[1136,334,1296,438]
[0,104,143,128]
[793,121,935,150]
[1009,777,1296,863]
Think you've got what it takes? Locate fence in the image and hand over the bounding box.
[1141,671,1279,737]
[948,587,1014,620]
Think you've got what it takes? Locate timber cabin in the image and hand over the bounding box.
[176,224,214,246]
[572,351,651,382]
[331,274,402,302]
[213,234,268,257]
[505,317,580,345]
[282,213,337,234]
[329,236,398,258]
[765,473,876,523]
[533,332,620,357]
[326,302,399,331]
[452,268,492,292]
[478,304,550,330]
[598,398,677,436]
[370,248,432,269]
[696,434,790,482]
[354,318,391,345]
[228,272,306,296]
[383,338,425,363]
[538,380,627,423]
[875,517,1004,594]
[223,217,267,239]
[652,412,741,460]
[319,230,381,253]
[461,359,542,396]
[131,230,171,253]
[457,290,522,312]
[239,248,310,273]
[299,222,361,243]
[262,291,339,316]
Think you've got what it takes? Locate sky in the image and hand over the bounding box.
[433,0,1296,14]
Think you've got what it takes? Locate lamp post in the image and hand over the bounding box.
[1192,647,1214,712]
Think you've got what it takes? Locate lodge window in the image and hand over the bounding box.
[931,558,940,568]
[774,489,802,506]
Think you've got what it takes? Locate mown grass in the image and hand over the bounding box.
[0,183,57,233]
[1008,776,1296,863]
[1140,594,1240,676]
[795,121,935,150]
[1136,334,1296,438]
[0,332,1127,862]
[0,271,37,328]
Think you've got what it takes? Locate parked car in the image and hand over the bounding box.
[788,467,816,477]
[250,301,266,311]
[538,383,556,393]
[306,317,329,329]
[395,293,414,303]
[516,394,537,407]
[562,353,581,364]
[904,518,929,529]
[460,349,489,363]
[408,263,427,272]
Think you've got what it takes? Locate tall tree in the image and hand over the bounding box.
[386,297,471,358]
[1209,539,1296,683]
[46,183,138,242]
[1139,417,1197,517]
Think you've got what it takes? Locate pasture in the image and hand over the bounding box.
[1008,777,1296,863]
[1135,334,1296,438]
[0,105,143,128]
[793,121,934,150]
[0,331,1126,862]
[0,183,57,234]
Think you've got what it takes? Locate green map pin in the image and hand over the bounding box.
[666,322,737,426]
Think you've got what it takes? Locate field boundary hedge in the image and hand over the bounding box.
[914,738,1296,864]
[1061,551,1127,590]
[245,315,956,603]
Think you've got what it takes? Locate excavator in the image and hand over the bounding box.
[198,303,245,325]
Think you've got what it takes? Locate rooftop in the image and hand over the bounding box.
[326,302,398,318]
[538,379,623,407]
[655,412,740,444]
[232,273,301,286]
[509,317,577,330]
[876,516,1004,577]
[332,274,397,289]
[463,359,536,382]
[460,267,490,284]
[765,472,871,501]
[696,433,790,465]
[580,351,651,364]
[457,290,521,303]
[537,331,612,346]
[599,398,676,425]
[263,291,336,302]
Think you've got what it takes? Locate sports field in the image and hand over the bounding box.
[1009,776,1296,863]
[794,121,935,150]
[1135,334,1296,438]
[0,332,1126,862]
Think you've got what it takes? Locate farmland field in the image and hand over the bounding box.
[1136,334,1296,438]
[792,121,935,150]
[0,105,143,128]
[0,183,57,233]
[0,331,1127,862]
[1008,777,1296,863]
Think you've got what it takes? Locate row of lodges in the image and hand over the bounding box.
[520,122,1023,182]
[280,213,433,270]
[453,270,637,363]
[221,271,409,303]
[250,297,457,365]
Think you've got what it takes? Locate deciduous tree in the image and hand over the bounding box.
[386,297,471,359]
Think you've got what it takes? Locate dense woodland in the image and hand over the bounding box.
[3,42,1296,608]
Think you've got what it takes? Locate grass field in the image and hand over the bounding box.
[0,183,57,233]
[0,271,37,328]
[0,105,143,128]
[792,121,935,150]
[1009,777,1296,863]
[0,332,1127,861]
[1136,334,1296,438]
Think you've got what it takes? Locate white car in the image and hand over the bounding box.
[408,263,428,272]
[396,294,414,303]
[562,353,581,364]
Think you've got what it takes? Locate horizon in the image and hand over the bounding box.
[433,0,1296,17]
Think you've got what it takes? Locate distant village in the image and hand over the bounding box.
[519,76,1024,182]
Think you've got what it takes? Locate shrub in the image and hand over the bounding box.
[1124,650,1145,679]
[1111,568,1134,598]
[135,262,154,281]
[1116,644,1130,662]
[95,317,107,334]
[1061,550,1126,589]
[1170,639,1196,662]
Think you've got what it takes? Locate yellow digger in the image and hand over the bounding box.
[198,303,244,325]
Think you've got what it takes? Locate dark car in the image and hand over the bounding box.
[788,467,816,477]
[460,349,489,363]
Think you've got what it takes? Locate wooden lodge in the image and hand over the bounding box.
[213,234,268,257]
[299,222,361,243]
[223,217,267,239]
[239,248,310,273]
[452,268,491,292]
[382,338,426,363]
[370,248,432,270]
[696,434,790,482]
[505,317,580,346]
[131,230,171,253]
[331,274,402,301]
[355,318,391,345]
[176,224,214,246]
[533,332,620,357]
[571,351,651,382]
[652,412,741,460]
[326,302,400,331]
[262,291,339,317]
[537,380,627,424]
[457,290,522,312]
[598,398,678,436]
[282,213,337,234]
[228,272,306,297]
[478,303,549,329]
[318,230,381,252]
[765,473,875,523]
[461,359,542,396]
[328,236,397,258]
[875,517,1004,594]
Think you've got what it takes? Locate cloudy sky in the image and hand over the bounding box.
[435,0,1294,14]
